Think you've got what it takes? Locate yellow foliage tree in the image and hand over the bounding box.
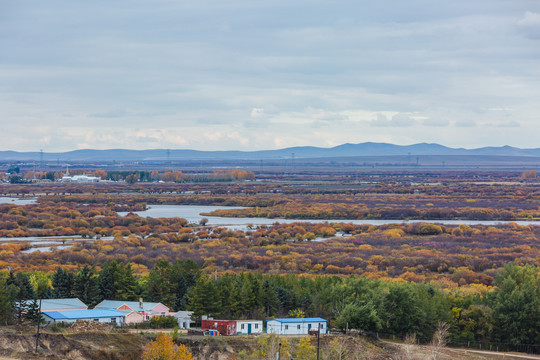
[142,333,193,360]
[295,336,316,360]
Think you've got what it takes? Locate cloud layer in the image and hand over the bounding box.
[1,1,539,151]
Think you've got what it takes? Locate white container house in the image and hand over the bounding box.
[266,318,327,335]
[236,320,263,335]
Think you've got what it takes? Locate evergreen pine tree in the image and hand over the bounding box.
[98,266,115,301]
[188,276,221,318]
[173,273,188,311]
[51,267,73,298]
[24,298,41,324]
[73,265,101,307]
[261,279,278,316]
[0,280,16,325]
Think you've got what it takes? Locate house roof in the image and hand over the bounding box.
[117,309,138,316]
[172,311,193,318]
[94,300,167,312]
[43,309,124,320]
[20,298,87,311]
[267,318,327,323]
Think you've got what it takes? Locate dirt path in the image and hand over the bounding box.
[448,348,540,360]
[383,340,540,360]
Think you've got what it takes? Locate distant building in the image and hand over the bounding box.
[236,320,263,335]
[42,309,125,325]
[94,299,170,322]
[201,319,264,335]
[117,309,145,325]
[172,311,194,329]
[266,318,327,335]
[201,319,237,336]
[60,168,100,183]
[19,298,87,312]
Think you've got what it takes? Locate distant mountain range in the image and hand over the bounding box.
[2,143,540,162]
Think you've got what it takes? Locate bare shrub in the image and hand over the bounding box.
[430,322,450,360]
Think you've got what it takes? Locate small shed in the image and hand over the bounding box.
[172,311,194,329]
[266,318,327,335]
[201,319,237,336]
[42,309,125,326]
[236,320,263,335]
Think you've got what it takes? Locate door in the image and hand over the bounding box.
[248,323,252,334]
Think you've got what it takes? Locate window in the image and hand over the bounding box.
[255,324,258,329]
[161,312,165,317]
[241,324,245,330]
[297,325,300,330]
[111,318,116,324]
[94,319,99,322]
[285,325,288,330]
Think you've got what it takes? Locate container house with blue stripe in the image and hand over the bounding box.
[266,318,327,335]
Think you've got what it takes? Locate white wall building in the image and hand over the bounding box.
[172,311,194,329]
[266,318,327,335]
[236,320,263,335]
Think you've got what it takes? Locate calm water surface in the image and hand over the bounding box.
[0,196,37,205]
[117,204,540,229]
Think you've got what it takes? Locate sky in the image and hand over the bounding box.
[1,0,540,152]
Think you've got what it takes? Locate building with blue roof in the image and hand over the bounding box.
[94,299,169,324]
[19,298,87,312]
[42,309,125,326]
[266,318,327,335]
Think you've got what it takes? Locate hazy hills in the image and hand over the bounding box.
[2,143,540,162]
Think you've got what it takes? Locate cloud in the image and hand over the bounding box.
[88,110,127,118]
[422,118,450,127]
[250,108,268,118]
[1,1,540,150]
[517,11,540,39]
[454,120,476,127]
[493,120,520,128]
[371,113,416,127]
[304,107,347,122]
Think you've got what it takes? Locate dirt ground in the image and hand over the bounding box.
[1,327,538,360]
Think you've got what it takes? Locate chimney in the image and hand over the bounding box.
[139,297,143,309]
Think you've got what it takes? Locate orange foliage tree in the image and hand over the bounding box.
[142,333,193,360]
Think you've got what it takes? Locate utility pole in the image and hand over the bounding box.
[316,323,321,360]
[35,298,42,353]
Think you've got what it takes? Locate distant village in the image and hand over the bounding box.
[22,297,327,336]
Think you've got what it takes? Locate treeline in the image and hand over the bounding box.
[2,169,255,184]
[1,262,538,350]
[206,199,540,221]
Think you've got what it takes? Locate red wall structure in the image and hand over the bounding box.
[201,319,237,336]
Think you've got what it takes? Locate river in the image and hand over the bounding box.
[117,204,540,229]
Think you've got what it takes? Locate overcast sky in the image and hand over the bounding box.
[1,0,540,152]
